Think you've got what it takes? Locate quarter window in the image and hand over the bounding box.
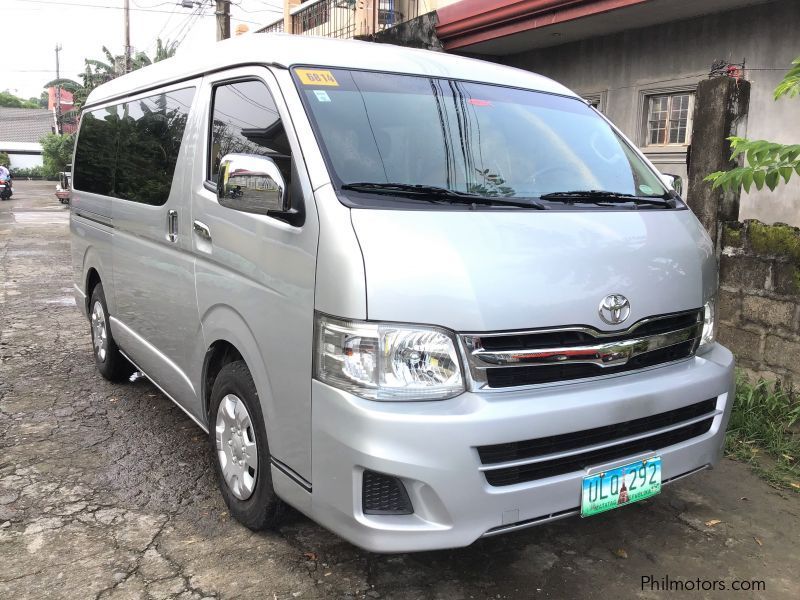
[646,92,694,146]
[208,80,290,186]
[72,87,195,205]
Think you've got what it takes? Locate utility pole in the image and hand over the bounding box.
[216,0,230,41]
[54,44,62,135]
[124,0,132,72]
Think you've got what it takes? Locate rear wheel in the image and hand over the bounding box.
[209,360,280,530]
[89,283,133,381]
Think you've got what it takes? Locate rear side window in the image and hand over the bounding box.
[73,87,195,205]
[208,80,291,186]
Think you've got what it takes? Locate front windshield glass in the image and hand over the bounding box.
[293,68,668,202]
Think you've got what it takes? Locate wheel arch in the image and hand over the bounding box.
[85,267,101,314]
[198,305,276,437]
[80,243,110,317]
[202,339,244,421]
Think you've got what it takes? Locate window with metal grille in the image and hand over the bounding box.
[646,92,694,146]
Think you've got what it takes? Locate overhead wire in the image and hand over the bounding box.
[9,0,213,15]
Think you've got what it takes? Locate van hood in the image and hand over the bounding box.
[350,208,715,332]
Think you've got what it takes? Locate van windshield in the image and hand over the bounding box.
[293,68,670,207]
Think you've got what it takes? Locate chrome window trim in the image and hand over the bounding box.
[458,310,702,392]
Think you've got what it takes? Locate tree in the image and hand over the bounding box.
[0,151,9,167]
[44,38,180,120]
[153,38,179,62]
[40,132,75,178]
[0,90,40,109]
[706,57,800,193]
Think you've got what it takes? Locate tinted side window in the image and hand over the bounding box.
[72,106,120,196]
[209,80,290,185]
[73,87,195,205]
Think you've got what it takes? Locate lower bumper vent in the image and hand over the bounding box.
[362,470,413,515]
[476,398,718,487]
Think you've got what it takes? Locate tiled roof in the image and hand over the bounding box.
[0,107,55,144]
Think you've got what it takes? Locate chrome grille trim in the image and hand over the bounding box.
[459,309,703,391]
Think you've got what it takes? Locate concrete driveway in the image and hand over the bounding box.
[1,180,798,599]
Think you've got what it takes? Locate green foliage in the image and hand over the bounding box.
[0,90,40,109]
[0,151,9,167]
[10,165,48,179]
[748,221,800,261]
[154,38,178,63]
[726,373,800,491]
[705,56,800,194]
[468,168,515,197]
[706,137,800,192]
[774,56,800,100]
[44,38,178,121]
[40,133,75,179]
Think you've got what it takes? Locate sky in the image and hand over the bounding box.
[1,0,285,100]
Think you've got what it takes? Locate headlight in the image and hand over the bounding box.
[698,298,716,354]
[314,313,465,401]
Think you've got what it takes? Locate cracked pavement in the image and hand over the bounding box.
[1,181,799,599]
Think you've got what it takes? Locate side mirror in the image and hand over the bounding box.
[660,173,683,196]
[218,153,288,215]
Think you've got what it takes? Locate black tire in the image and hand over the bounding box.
[89,283,134,381]
[209,360,280,530]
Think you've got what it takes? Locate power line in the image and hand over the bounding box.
[175,5,208,46]
[9,0,267,26]
[10,0,211,15]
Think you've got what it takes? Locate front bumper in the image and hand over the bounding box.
[309,343,735,553]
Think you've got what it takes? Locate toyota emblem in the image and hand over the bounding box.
[598,294,631,325]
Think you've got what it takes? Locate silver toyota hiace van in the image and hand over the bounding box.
[70,34,734,552]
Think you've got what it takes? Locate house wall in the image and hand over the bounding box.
[503,0,800,226]
[8,153,43,169]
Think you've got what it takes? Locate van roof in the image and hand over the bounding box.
[84,33,576,107]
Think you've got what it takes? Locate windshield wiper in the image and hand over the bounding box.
[341,182,546,209]
[539,190,677,208]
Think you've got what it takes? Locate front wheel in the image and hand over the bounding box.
[209,360,280,530]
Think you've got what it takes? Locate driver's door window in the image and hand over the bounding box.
[208,80,291,186]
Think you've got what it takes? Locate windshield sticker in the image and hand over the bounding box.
[469,98,492,107]
[639,184,654,195]
[313,90,331,102]
[296,69,339,86]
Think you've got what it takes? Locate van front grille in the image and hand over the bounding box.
[476,398,718,487]
[485,340,695,387]
[461,309,703,390]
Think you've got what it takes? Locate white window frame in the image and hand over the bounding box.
[644,91,695,147]
[636,83,697,148]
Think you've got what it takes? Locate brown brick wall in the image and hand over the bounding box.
[718,220,800,385]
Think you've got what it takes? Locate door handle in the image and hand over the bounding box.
[193,220,212,242]
[166,210,178,243]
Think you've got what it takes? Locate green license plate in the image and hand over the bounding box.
[581,456,661,517]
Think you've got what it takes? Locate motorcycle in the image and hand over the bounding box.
[0,175,12,201]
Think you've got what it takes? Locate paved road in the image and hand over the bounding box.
[1,180,798,599]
